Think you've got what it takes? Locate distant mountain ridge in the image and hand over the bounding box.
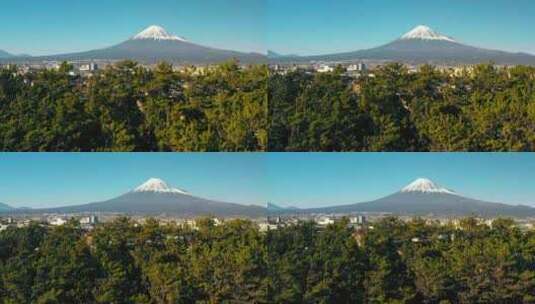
[0,50,15,59]
[2,178,266,218]
[273,25,535,65]
[267,50,300,59]
[0,202,14,212]
[272,178,535,218]
[1,25,266,64]
[267,202,299,213]
[4,177,535,218]
[44,191,265,217]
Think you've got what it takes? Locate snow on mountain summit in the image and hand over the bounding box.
[401,178,456,194]
[400,25,456,42]
[134,178,189,194]
[132,25,186,42]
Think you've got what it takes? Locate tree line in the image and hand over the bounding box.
[269,217,535,303]
[269,64,535,151]
[2,217,535,303]
[2,62,535,151]
[0,61,267,151]
[0,218,267,303]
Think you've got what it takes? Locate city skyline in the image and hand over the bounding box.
[1,153,535,209]
[267,0,535,56]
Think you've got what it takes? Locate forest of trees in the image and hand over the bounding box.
[269,64,535,151]
[0,218,267,303]
[3,217,535,303]
[0,61,267,152]
[2,62,535,151]
[269,217,535,304]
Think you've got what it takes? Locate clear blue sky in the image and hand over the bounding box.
[1,153,535,209]
[268,0,535,55]
[0,0,266,55]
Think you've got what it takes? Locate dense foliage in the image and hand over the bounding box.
[269,64,535,151]
[0,61,267,151]
[0,218,267,303]
[3,217,535,303]
[3,62,535,151]
[268,217,535,304]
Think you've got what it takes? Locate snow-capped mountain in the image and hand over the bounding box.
[4,25,265,64]
[275,25,535,65]
[401,178,455,194]
[7,178,266,217]
[400,25,455,42]
[133,177,188,194]
[276,178,535,217]
[132,25,186,42]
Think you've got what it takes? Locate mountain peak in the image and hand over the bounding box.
[133,178,188,194]
[401,178,456,194]
[400,25,456,42]
[132,25,187,42]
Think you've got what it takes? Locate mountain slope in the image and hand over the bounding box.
[267,202,286,212]
[280,178,535,217]
[312,192,535,217]
[279,25,535,65]
[22,25,265,64]
[0,202,14,212]
[22,178,266,217]
[0,50,14,59]
[267,202,300,213]
[267,50,300,59]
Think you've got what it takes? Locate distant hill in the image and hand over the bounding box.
[267,202,300,214]
[0,50,15,59]
[274,25,535,66]
[273,178,535,218]
[0,202,14,212]
[3,25,265,64]
[5,178,266,218]
[267,50,300,59]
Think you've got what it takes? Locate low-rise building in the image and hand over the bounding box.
[316,64,334,73]
[49,217,68,226]
[80,215,98,225]
[349,215,367,225]
[79,62,98,72]
[316,216,335,226]
[347,63,367,72]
